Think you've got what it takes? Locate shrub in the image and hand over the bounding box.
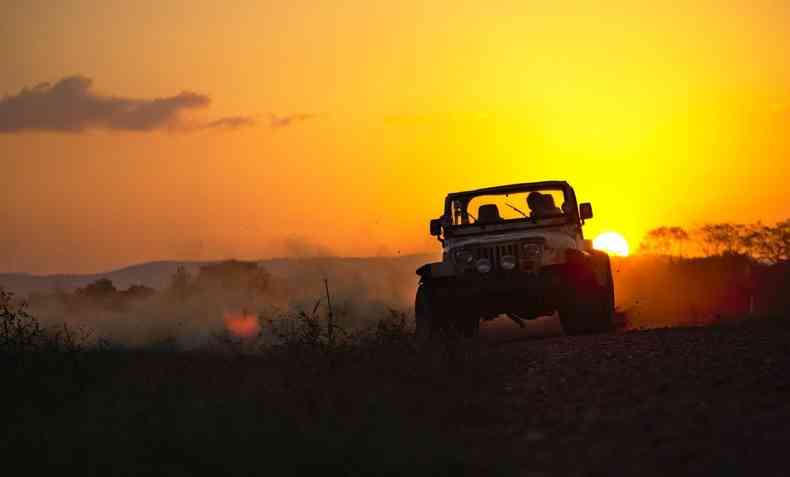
[1,288,46,355]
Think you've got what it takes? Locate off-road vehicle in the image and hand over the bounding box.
[416,181,614,339]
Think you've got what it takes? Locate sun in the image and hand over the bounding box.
[593,231,630,257]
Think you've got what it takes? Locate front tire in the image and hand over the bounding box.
[416,282,479,343]
[415,282,444,343]
[458,314,480,338]
[559,254,615,335]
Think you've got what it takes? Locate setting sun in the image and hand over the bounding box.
[593,232,630,257]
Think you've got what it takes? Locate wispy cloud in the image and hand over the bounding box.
[0,75,256,133]
[202,115,258,130]
[270,113,318,129]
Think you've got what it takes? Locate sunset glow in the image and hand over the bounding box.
[2,1,790,273]
[593,232,630,257]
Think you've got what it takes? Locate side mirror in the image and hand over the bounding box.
[429,218,443,236]
[579,203,593,220]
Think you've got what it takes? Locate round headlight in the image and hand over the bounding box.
[500,254,517,270]
[475,258,492,273]
[455,250,474,264]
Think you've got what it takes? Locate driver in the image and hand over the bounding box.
[527,192,562,218]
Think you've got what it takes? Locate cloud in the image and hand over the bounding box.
[270,113,318,129]
[203,115,257,130]
[0,75,255,133]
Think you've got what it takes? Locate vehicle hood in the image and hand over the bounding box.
[446,228,578,250]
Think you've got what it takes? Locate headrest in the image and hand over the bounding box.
[477,204,502,224]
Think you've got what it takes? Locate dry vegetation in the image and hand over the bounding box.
[1,286,500,475]
[638,220,789,263]
[3,284,790,475]
[2,246,790,475]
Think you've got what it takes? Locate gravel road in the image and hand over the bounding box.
[467,315,790,476]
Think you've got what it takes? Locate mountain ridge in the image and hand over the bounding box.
[0,254,433,296]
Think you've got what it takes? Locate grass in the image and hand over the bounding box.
[1,289,511,476]
[8,282,788,476]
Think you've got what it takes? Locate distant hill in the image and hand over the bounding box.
[0,255,434,297]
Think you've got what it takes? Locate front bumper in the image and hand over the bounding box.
[432,266,569,316]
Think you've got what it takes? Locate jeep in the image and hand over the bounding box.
[416,180,614,339]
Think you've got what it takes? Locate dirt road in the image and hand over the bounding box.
[478,313,566,343]
[468,316,790,476]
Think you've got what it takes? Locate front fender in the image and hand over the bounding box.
[588,251,612,288]
[416,261,456,280]
[565,249,611,287]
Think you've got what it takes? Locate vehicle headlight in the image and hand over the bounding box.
[454,249,475,265]
[476,258,492,273]
[500,254,517,270]
[522,243,543,259]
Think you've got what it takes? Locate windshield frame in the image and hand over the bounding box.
[442,181,579,237]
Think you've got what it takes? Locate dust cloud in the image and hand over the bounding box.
[612,254,757,329]
[23,255,431,350]
[17,252,775,349]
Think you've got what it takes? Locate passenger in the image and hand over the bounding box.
[527,192,562,218]
[542,194,563,216]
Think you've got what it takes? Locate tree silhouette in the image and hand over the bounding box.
[697,223,747,256]
[76,278,117,299]
[639,226,690,257]
[742,220,790,264]
[638,219,789,263]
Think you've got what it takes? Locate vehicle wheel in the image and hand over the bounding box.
[457,314,480,338]
[415,282,447,343]
[559,256,614,335]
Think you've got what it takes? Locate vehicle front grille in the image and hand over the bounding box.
[477,242,520,270]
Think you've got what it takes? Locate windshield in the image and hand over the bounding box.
[449,187,569,226]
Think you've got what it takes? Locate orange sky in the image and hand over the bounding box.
[2,0,790,273]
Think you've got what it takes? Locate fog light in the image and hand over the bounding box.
[500,254,517,270]
[476,258,492,273]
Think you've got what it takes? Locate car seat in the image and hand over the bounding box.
[477,204,502,224]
